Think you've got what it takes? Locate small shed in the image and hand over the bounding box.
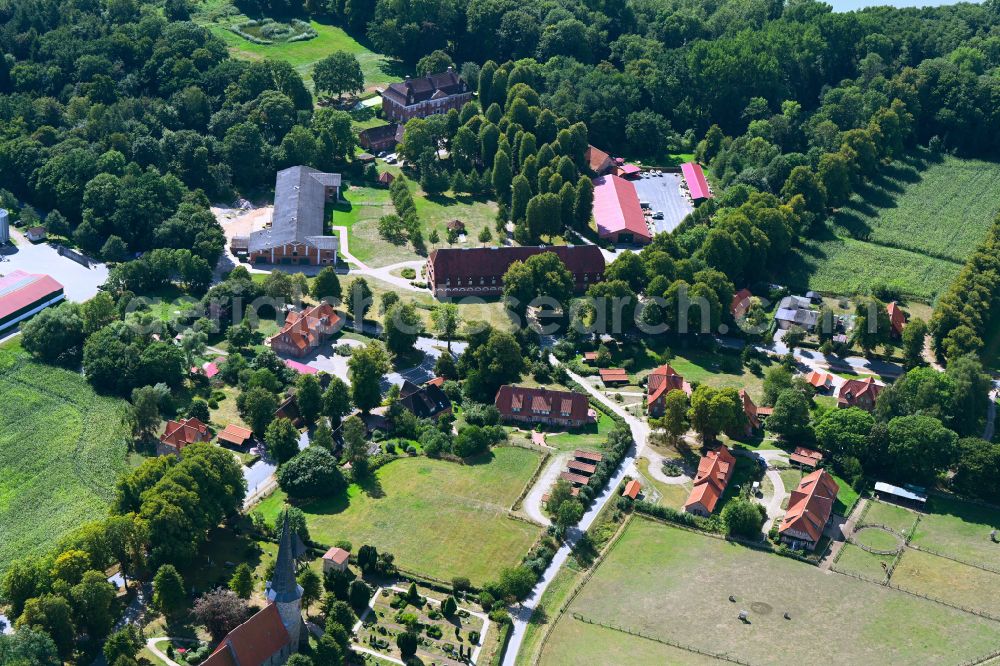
[378,171,395,186]
[357,152,376,164]
[874,481,927,509]
[26,226,47,242]
[322,547,350,574]
[218,423,254,448]
[446,219,466,233]
[622,479,642,499]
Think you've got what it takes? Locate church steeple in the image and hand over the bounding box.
[267,511,304,650]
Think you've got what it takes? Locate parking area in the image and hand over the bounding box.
[0,228,108,302]
[632,171,693,234]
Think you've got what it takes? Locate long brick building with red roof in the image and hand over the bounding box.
[646,364,691,417]
[494,385,594,428]
[201,603,293,666]
[157,417,211,456]
[778,468,839,551]
[683,445,736,517]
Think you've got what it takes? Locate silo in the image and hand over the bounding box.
[0,209,9,245]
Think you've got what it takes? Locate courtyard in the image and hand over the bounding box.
[631,171,693,234]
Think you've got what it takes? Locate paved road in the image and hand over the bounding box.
[522,452,570,527]
[1,227,108,302]
[242,431,309,507]
[502,359,648,666]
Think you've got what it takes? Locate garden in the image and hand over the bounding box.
[540,517,1000,665]
[356,584,488,665]
[0,341,131,572]
[256,447,544,586]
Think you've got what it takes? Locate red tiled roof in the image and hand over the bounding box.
[574,449,603,463]
[567,460,597,475]
[592,175,652,242]
[160,417,211,451]
[681,162,711,200]
[586,145,614,174]
[790,447,823,468]
[622,479,642,499]
[731,288,753,319]
[684,445,736,514]
[805,370,832,388]
[284,359,319,375]
[740,389,760,431]
[268,302,341,354]
[560,471,591,486]
[617,164,641,177]
[583,351,598,362]
[218,423,253,446]
[779,469,839,543]
[646,364,690,406]
[887,301,906,336]
[203,603,291,666]
[0,270,64,323]
[427,245,605,290]
[427,376,445,387]
[494,385,592,422]
[599,368,628,383]
[837,376,882,409]
[378,171,395,184]
[323,547,350,565]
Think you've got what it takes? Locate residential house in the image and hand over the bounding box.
[158,417,211,456]
[358,123,404,152]
[322,547,350,574]
[494,385,594,428]
[837,376,882,411]
[398,379,452,420]
[739,389,761,437]
[887,301,906,338]
[646,364,691,417]
[585,144,615,176]
[731,288,753,320]
[592,174,652,245]
[218,424,254,449]
[275,394,302,426]
[778,469,839,551]
[775,295,819,331]
[805,370,834,393]
[267,302,341,358]
[238,166,341,266]
[426,245,604,299]
[683,445,736,517]
[380,68,472,123]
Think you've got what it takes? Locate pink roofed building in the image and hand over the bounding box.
[284,358,319,375]
[592,174,652,245]
[681,162,712,203]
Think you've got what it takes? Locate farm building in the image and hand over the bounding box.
[322,547,350,574]
[239,166,341,266]
[398,379,452,420]
[680,162,712,203]
[683,445,736,517]
[599,368,629,385]
[873,481,927,508]
[381,67,473,123]
[425,245,604,298]
[775,295,819,331]
[778,469,839,551]
[622,479,642,499]
[585,144,615,176]
[592,174,652,245]
[494,385,595,428]
[218,424,254,449]
[358,123,403,152]
[0,270,65,333]
[646,364,691,417]
[887,301,906,337]
[158,417,211,456]
[267,302,342,358]
[837,376,882,411]
[789,446,823,468]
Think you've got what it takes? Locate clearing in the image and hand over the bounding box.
[785,152,1000,300]
[256,446,543,586]
[0,341,131,572]
[541,517,1000,665]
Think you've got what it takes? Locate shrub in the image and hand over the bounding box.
[401,267,416,279]
[469,630,480,644]
[426,624,443,639]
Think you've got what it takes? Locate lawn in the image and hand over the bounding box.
[830,155,1000,263]
[518,407,614,453]
[833,543,894,579]
[636,457,691,510]
[193,0,402,89]
[541,518,1000,665]
[892,549,1000,618]
[861,500,919,536]
[908,495,1000,568]
[0,341,131,572]
[256,447,543,586]
[332,183,499,268]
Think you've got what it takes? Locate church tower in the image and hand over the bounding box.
[267,511,305,652]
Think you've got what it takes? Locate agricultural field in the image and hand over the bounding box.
[333,183,499,268]
[541,518,1000,665]
[193,0,401,88]
[0,341,131,572]
[256,446,543,585]
[786,153,1000,300]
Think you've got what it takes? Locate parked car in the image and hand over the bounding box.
[652,212,664,220]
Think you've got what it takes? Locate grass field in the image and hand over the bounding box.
[908,495,1000,567]
[256,447,542,585]
[193,0,402,88]
[892,549,1000,618]
[834,543,895,579]
[0,341,131,571]
[333,183,499,268]
[542,518,1000,665]
[785,153,1000,300]
[861,500,919,536]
